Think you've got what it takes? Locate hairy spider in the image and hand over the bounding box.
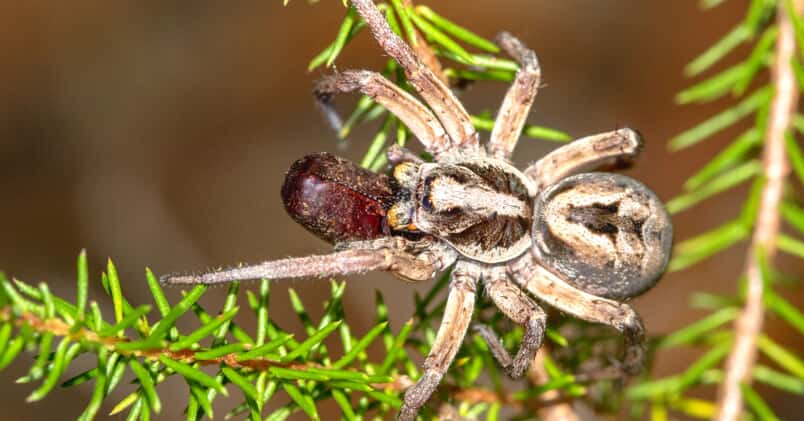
[161,0,673,419]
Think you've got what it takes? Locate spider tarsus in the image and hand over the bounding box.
[473,319,544,379]
[313,70,381,138]
[158,272,195,286]
[473,324,513,367]
[399,371,442,421]
[495,31,541,74]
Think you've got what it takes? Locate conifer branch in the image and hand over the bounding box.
[716,1,802,419]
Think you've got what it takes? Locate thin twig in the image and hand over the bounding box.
[715,2,801,419]
[1,307,576,410]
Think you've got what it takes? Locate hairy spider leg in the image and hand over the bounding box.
[487,32,543,160]
[386,143,424,165]
[473,266,547,378]
[525,128,644,191]
[314,71,451,158]
[160,237,456,285]
[509,253,646,378]
[398,260,479,421]
[350,0,480,156]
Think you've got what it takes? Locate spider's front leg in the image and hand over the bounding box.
[510,255,646,377]
[486,32,542,160]
[398,260,479,421]
[160,237,455,285]
[525,127,644,191]
[350,0,480,155]
[314,71,451,157]
[474,267,546,378]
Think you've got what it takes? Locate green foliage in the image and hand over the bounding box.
[629,1,804,419]
[4,0,804,420]
[307,0,570,171]
[0,253,589,420]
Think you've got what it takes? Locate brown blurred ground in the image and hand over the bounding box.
[0,1,801,419]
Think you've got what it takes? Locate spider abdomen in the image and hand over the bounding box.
[281,153,394,244]
[532,173,673,299]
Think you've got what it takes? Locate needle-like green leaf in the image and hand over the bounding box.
[147,285,207,342]
[221,367,258,403]
[76,250,88,320]
[332,321,388,369]
[159,356,227,396]
[785,132,804,185]
[281,320,342,362]
[129,359,161,414]
[667,160,761,214]
[757,335,804,379]
[283,383,320,420]
[670,86,771,150]
[657,307,740,348]
[326,6,357,67]
[676,62,750,104]
[684,128,761,190]
[741,383,780,421]
[470,114,571,142]
[685,23,751,77]
[106,259,124,324]
[669,219,749,271]
[415,5,499,53]
[168,307,239,351]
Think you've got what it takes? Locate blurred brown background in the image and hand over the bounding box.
[1,0,801,419]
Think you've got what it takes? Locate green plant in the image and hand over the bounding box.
[1,1,803,420]
[626,0,804,420]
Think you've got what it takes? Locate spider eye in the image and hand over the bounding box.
[532,172,673,299]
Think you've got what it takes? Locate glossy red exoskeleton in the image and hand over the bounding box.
[281,153,395,244]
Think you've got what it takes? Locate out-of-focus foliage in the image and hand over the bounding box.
[627,0,804,419]
[2,1,803,420]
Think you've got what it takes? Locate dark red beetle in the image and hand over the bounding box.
[281,153,394,244]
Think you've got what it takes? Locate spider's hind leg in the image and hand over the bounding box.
[474,267,546,378]
[510,255,646,379]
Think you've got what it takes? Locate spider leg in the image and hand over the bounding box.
[398,260,479,421]
[524,128,644,191]
[314,70,451,157]
[350,0,480,157]
[487,32,542,160]
[474,267,546,378]
[386,144,424,165]
[509,254,646,377]
[160,237,456,285]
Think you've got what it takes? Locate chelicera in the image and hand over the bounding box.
[161,0,673,419]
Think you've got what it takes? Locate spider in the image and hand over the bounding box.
[161,0,673,419]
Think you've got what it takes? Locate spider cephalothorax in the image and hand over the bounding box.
[388,158,535,263]
[161,1,673,419]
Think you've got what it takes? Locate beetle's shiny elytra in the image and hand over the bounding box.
[281,153,393,244]
[532,172,673,299]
